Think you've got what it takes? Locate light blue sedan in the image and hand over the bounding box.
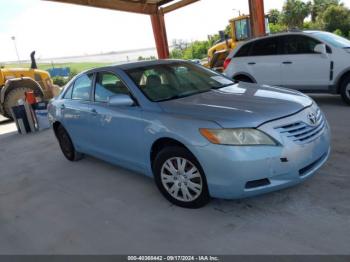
[48,60,331,208]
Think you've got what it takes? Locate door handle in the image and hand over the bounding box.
[248,62,256,65]
[282,61,293,64]
[91,108,98,114]
[60,104,65,110]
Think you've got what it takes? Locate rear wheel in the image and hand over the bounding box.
[3,87,43,118]
[340,75,350,105]
[233,75,254,83]
[56,124,83,161]
[153,146,210,208]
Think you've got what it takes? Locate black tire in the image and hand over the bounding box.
[340,75,350,105]
[56,124,83,161]
[3,87,43,119]
[153,146,210,208]
[234,75,254,83]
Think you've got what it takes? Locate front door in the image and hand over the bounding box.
[280,35,331,90]
[88,71,146,172]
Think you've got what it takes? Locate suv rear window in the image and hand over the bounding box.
[250,37,279,56]
[235,42,253,57]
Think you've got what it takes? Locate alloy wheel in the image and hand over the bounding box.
[160,157,203,202]
[346,83,350,99]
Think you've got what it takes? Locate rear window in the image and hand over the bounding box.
[250,37,279,56]
[235,42,253,57]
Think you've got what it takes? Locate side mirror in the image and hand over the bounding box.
[108,94,134,107]
[314,44,327,55]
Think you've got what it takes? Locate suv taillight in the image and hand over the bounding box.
[223,58,232,70]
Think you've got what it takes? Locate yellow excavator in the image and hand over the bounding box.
[207,15,269,71]
[0,52,58,119]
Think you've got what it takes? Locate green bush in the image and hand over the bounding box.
[333,29,343,36]
[269,23,288,33]
[69,69,78,79]
[52,76,69,87]
[170,49,184,59]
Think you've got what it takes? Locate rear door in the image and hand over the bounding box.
[280,35,331,90]
[238,36,282,86]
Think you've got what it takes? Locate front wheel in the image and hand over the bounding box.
[340,76,350,105]
[153,146,210,208]
[56,125,83,161]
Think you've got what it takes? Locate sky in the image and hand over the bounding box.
[0,0,350,62]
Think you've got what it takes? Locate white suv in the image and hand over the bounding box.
[224,31,350,105]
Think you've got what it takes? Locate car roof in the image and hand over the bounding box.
[83,59,188,74]
[242,30,324,44]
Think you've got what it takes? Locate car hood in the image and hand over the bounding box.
[159,82,313,128]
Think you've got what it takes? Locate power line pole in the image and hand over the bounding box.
[11,36,21,65]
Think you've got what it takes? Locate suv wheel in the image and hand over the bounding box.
[234,75,254,83]
[153,146,210,208]
[340,75,350,105]
[56,125,83,161]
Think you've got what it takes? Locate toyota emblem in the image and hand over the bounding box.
[308,112,318,125]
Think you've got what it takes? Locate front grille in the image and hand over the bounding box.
[275,109,325,144]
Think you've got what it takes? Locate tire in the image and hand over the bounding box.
[56,124,83,161]
[3,87,43,119]
[234,75,254,83]
[153,146,210,208]
[340,75,350,105]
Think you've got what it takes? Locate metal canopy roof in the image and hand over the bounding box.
[46,0,199,14]
[44,0,266,59]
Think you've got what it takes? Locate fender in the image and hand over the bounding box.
[0,77,44,104]
[334,67,350,93]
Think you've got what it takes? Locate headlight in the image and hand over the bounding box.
[199,128,278,146]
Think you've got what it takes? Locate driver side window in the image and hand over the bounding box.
[283,35,321,54]
[94,72,129,103]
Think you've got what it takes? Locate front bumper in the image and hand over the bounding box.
[191,107,331,199]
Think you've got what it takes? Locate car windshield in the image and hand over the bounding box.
[125,62,234,102]
[312,31,350,48]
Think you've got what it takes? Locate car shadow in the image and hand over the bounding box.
[0,118,13,125]
[307,94,348,107]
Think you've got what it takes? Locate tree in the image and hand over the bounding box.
[183,41,210,60]
[269,9,281,24]
[311,0,340,22]
[333,29,343,36]
[319,5,350,36]
[281,0,312,29]
[170,48,183,59]
[172,39,188,52]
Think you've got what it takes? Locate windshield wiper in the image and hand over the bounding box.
[158,90,210,102]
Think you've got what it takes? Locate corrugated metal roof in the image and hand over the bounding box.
[45,0,177,14]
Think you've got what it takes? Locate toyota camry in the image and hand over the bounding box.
[48,60,331,208]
